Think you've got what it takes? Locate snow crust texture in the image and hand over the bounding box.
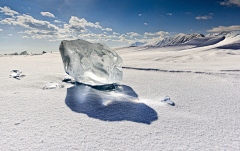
[59,39,123,86]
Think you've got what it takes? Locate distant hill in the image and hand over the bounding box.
[130,33,204,47]
[131,42,147,46]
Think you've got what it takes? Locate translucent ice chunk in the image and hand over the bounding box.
[9,70,22,78]
[59,39,123,86]
[161,96,175,106]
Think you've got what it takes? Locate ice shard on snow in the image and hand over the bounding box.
[59,39,123,86]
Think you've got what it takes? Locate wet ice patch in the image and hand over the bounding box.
[43,82,64,90]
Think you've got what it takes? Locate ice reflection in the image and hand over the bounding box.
[65,84,158,124]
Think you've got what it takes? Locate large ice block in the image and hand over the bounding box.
[59,39,123,86]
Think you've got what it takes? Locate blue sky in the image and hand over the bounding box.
[0,0,240,53]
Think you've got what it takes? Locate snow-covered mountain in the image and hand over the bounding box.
[184,31,240,49]
[145,33,204,46]
[205,31,231,37]
[144,33,204,46]
[130,31,240,48]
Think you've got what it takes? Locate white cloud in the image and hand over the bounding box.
[54,20,61,23]
[0,14,59,32]
[41,12,55,18]
[0,8,60,39]
[9,34,12,36]
[0,18,15,25]
[78,33,106,38]
[195,13,213,20]
[144,31,169,36]
[219,0,240,7]
[167,13,172,16]
[126,32,140,38]
[0,29,2,31]
[64,16,103,33]
[195,15,212,20]
[113,32,120,35]
[0,6,19,16]
[0,6,172,45]
[104,28,112,31]
[119,34,128,38]
[185,12,192,14]
[139,14,142,16]
[24,29,57,36]
[207,25,240,32]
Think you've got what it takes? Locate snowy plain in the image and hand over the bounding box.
[0,34,240,150]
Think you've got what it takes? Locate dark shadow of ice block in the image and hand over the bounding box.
[65,84,158,124]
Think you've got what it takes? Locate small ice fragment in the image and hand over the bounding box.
[43,82,64,90]
[161,96,175,106]
[10,70,22,78]
[62,74,75,83]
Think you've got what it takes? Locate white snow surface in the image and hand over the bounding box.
[1,35,240,150]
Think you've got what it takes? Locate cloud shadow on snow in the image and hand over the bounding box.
[65,84,158,124]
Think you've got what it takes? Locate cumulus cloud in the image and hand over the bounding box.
[0,6,172,44]
[54,20,61,23]
[24,29,57,36]
[64,16,103,33]
[219,0,240,7]
[78,33,106,38]
[119,34,128,38]
[113,32,120,35]
[139,14,142,16]
[0,18,15,25]
[41,12,55,18]
[167,13,172,16]
[126,32,140,38]
[144,31,169,36]
[0,8,60,39]
[0,7,114,41]
[104,28,112,31]
[0,14,59,32]
[0,29,2,31]
[195,13,213,20]
[0,6,18,16]
[207,25,240,32]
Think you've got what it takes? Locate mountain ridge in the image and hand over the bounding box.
[130,31,240,47]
